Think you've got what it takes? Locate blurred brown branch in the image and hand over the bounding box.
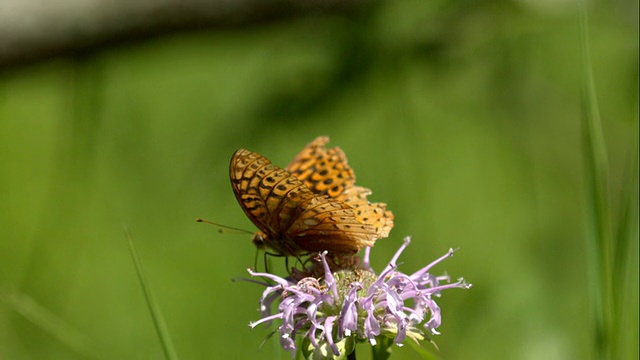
[0,0,370,68]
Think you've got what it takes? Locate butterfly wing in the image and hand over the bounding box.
[230,148,376,255]
[287,136,356,198]
[287,136,394,239]
[285,196,377,254]
[338,186,395,239]
[230,149,282,237]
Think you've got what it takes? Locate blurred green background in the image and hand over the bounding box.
[1,1,637,359]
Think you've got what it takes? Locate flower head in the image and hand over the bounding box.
[247,236,471,358]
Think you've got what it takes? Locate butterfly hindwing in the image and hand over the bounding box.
[287,136,356,198]
[288,136,395,240]
[338,186,394,239]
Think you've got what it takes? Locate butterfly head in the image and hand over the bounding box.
[251,231,267,250]
[251,230,299,257]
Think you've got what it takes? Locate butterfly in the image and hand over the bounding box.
[229,137,393,257]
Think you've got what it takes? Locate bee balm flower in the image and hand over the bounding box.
[247,237,471,358]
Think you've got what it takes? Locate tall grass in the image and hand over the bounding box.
[125,228,179,360]
[579,2,639,359]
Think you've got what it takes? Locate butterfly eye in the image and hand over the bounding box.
[252,232,266,249]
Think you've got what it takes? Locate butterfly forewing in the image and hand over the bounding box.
[229,149,279,236]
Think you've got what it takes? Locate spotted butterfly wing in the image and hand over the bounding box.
[287,136,394,239]
[230,149,377,256]
[339,186,394,238]
[286,136,355,198]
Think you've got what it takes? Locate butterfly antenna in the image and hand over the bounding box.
[195,218,253,235]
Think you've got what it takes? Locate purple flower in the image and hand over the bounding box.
[247,237,471,358]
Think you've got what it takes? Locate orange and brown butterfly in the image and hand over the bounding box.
[229,136,394,257]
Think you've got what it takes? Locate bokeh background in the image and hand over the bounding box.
[1,1,637,359]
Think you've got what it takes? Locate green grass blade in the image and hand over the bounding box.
[613,119,638,290]
[124,227,180,360]
[0,285,105,359]
[578,2,615,359]
[613,105,639,359]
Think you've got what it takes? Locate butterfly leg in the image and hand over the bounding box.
[253,248,276,273]
[262,250,288,273]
